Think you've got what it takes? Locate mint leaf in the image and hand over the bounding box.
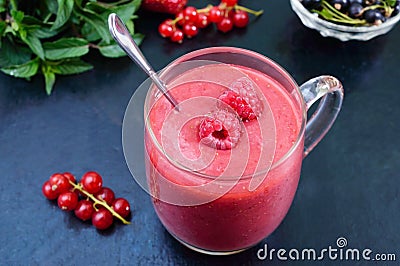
[98,43,126,58]
[49,58,93,75]
[43,38,89,60]
[11,10,24,24]
[21,15,59,39]
[385,0,397,7]
[85,0,141,22]
[0,21,6,37]
[1,58,40,78]
[43,68,56,95]
[30,26,59,39]
[125,19,135,34]
[80,22,101,42]
[38,0,59,20]
[52,0,74,30]
[21,33,45,59]
[74,10,110,43]
[73,2,111,43]
[133,33,144,45]
[0,37,32,67]
[0,0,5,13]
[110,0,141,22]
[99,33,144,58]
[22,15,48,27]
[84,2,112,14]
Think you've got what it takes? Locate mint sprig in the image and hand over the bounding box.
[0,0,143,94]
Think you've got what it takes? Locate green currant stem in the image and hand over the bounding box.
[362,4,385,12]
[320,14,366,24]
[315,9,366,25]
[197,5,213,14]
[234,5,264,16]
[386,7,394,17]
[319,0,366,25]
[224,7,234,17]
[171,16,182,25]
[218,2,227,9]
[382,1,392,16]
[322,1,351,19]
[69,180,130,225]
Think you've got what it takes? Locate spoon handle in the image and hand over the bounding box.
[108,13,179,109]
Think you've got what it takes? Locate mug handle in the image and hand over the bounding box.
[299,76,344,157]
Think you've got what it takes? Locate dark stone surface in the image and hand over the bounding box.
[1,1,399,265]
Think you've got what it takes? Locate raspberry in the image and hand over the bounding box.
[199,110,242,150]
[218,77,263,121]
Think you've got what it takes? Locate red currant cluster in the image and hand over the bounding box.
[42,171,131,230]
[158,0,263,43]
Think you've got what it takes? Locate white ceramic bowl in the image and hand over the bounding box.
[290,0,400,41]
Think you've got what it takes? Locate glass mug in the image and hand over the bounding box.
[133,47,343,255]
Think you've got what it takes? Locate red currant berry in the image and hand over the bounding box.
[227,9,235,19]
[62,172,76,184]
[217,17,233,33]
[233,10,249,28]
[94,187,115,205]
[112,198,131,218]
[208,6,224,23]
[222,0,238,7]
[81,171,103,194]
[183,23,199,38]
[92,208,113,230]
[42,180,59,200]
[196,13,210,28]
[183,6,198,23]
[74,200,94,221]
[170,29,184,43]
[158,19,174,38]
[49,173,71,194]
[57,191,79,211]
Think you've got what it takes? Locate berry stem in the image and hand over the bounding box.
[362,4,386,12]
[316,1,366,25]
[362,2,394,17]
[197,4,213,13]
[69,180,130,225]
[382,1,393,17]
[171,16,182,25]
[234,5,264,16]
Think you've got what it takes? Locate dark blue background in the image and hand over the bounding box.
[1,1,399,265]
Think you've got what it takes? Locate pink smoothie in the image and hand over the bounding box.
[145,63,304,252]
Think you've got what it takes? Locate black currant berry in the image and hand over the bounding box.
[329,0,349,12]
[364,0,380,5]
[302,0,322,10]
[392,2,400,17]
[349,0,363,4]
[363,9,386,24]
[348,3,363,18]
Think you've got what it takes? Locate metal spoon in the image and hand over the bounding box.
[108,13,179,110]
